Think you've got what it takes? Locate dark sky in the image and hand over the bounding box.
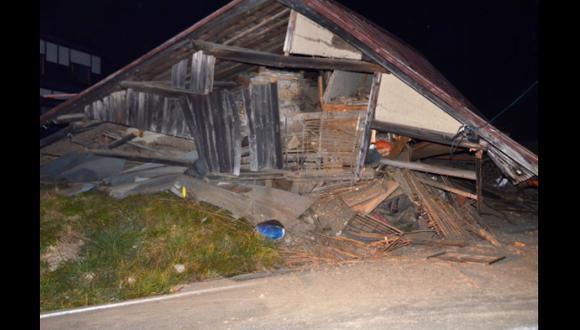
[40,0,538,143]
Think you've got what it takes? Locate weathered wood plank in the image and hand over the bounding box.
[229,91,242,176]
[245,82,283,171]
[180,96,207,165]
[191,40,387,73]
[380,158,477,181]
[190,50,215,94]
[87,149,194,167]
[243,88,259,171]
[354,72,381,180]
[127,89,138,127]
[371,120,482,150]
[107,132,138,149]
[120,81,204,97]
[418,178,478,200]
[171,59,189,89]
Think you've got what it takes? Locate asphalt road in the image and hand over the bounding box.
[41,239,538,330]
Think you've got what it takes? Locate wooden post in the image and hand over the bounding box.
[475,150,484,214]
[354,72,382,181]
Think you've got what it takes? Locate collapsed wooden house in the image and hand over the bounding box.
[40,0,537,182]
[40,0,538,253]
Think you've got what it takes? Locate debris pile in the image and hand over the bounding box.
[40,117,537,269]
[40,0,536,269]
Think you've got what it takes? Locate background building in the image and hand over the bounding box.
[40,36,104,115]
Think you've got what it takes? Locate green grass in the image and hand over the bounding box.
[40,186,282,312]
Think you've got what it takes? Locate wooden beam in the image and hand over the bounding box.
[107,132,137,149]
[54,113,86,124]
[418,178,478,200]
[372,120,482,150]
[191,39,387,74]
[475,150,484,214]
[120,81,203,97]
[40,125,73,149]
[380,158,476,181]
[355,73,382,180]
[102,131,160,153]
[87,149,194,167]
[409,238,467,247]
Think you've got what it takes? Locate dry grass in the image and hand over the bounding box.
[40,185,281,312]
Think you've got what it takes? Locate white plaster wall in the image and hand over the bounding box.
[289,13,362,60]
[374,73,462,134]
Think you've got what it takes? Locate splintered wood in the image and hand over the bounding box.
[427,252,506,265]
[305,178,399,235]
[395,169,501,246]
[340,180,399,214]
[343,213,403,240]
[280,233,408,267]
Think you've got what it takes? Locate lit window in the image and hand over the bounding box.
[91,55,101,74]
[59,46,70,66]
[70,49,91,66]
[46,42,57,63]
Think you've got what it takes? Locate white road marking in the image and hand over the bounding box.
[40,282,257,319]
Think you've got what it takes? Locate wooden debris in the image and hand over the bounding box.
[380,158,477,180]
[280,231,408,267]
[368,235,410,252]
[54,113,86,124]
[340,179,399,214]
[409,238,467,247]
[177,176,315,234]
[427,252,506,265]
[418,178,478,200]
[191,39,386,74]
[102,131,160,153]
[86,149,195,167]
[120,81,202,97]
[401,170,467,239]
[107,132,137,149]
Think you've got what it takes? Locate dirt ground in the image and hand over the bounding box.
[41,216,538,330]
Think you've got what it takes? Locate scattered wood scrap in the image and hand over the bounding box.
[427,251,506,265]
[340,179,399,214]
[380,158,476,180]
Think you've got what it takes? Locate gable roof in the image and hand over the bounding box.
[39,0,537,181]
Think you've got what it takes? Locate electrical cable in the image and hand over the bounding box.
[448,80,538,155]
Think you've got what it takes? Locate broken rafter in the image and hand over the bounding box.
[372,120,482,150]
[380,158,476,181]
[418,178,478,200]
[120,81,203,97]
[106,132,138,149]
[120,81,237,97]
[102,131,160,153]
[190,39,387,74]
[86,149,195,167]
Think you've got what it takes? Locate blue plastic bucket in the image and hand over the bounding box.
[256,220,285,241]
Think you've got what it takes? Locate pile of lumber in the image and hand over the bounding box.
[299,164,502,258]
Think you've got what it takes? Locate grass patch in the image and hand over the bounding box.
[40,186,282,312]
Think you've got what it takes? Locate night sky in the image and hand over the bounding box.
[40,0,538,147]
